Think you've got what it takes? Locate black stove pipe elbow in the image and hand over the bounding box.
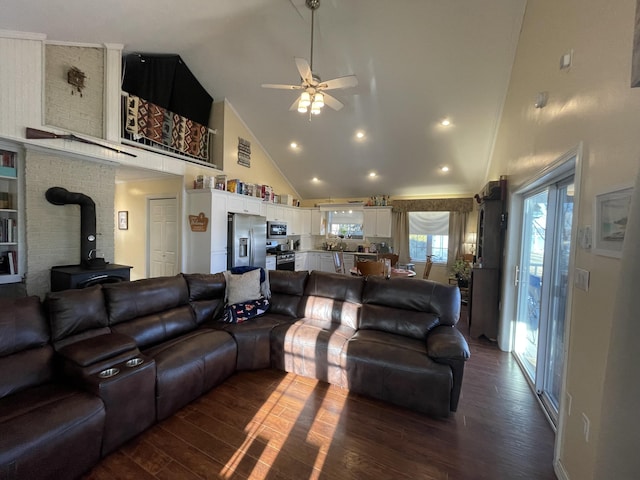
[45,187,101,268]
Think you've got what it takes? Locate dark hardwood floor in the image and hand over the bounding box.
[82,310,556,480]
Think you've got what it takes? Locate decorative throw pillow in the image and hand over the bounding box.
[222,298,270,324]
[224,268,262,305]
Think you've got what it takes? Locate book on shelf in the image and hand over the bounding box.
[1,151,16,168]
[7,251,16,275]
[0,218,16,243]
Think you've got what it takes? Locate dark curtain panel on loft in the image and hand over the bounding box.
[392,198,474,265]
[122,53,213,126]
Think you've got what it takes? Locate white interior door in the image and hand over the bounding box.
[148,197,178,278]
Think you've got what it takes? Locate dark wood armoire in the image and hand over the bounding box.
[469,178,507,340]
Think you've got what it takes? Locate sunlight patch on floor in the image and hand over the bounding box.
[220,374,297,480]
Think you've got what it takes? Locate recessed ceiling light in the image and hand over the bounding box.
[441,166,450,172]
[290,142,298,148]
[369,172,377,177]
[441,119,451,126]
[312,177,319,182]
[356,131,365,139]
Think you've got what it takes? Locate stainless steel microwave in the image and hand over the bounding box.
[267,221,287,239]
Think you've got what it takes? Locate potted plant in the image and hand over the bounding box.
[451,258,471,288]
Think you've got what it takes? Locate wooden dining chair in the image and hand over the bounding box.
[423,255,433,279]
[377,253,399,267]
[333,251,345,274]
[357,260,385,277]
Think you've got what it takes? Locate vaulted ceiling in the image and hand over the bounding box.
[2,0,527,199]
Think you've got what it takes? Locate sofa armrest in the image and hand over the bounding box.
[56,333,140,385]
[426,325,470,412]
[426,325,470,362]
[57,332,138,367]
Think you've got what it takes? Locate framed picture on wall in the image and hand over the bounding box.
[118,211,128,230]
[593,186,633,257]
[633,0,640,87]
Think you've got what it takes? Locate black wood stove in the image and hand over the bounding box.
[46,187,132,292]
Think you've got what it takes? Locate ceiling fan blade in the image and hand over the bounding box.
[295,57,313,84]
[319,75,359,90]
[261,83,303,90]
[322,93,344,111]
[289,98,300,111]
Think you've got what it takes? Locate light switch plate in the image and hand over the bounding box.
[574,268,590,291]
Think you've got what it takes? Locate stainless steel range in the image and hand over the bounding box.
[275,251,295,271]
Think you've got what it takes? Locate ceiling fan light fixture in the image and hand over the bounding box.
[310,104,322,115]
[299,91,311,108]
[297,102,308,113]
[313,92,324,108]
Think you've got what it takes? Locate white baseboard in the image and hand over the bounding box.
[554,459,569,480]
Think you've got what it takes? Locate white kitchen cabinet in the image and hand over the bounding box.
[306,252,320,272]
[294,252,307,271]
[299,209,312,236]
[227,194,262,215]
[319,252,335,273]
[284,207,296,235]
[266,255,276,271]
[343,253,355,272]
[363,207,392,238]
[185,189,228,274]
[310,209,325,235]
[210,252,228,273]
[265,203,286,222]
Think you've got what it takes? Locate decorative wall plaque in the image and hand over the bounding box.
[237,137,251,167]
[188,212,209,232]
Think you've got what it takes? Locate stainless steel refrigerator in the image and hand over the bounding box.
[227,213,267,270]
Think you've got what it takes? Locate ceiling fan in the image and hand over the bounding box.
[261,0,358,115]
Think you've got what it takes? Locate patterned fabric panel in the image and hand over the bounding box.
[124,94,209,160]
[146,102,165,142]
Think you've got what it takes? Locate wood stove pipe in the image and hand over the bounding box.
[45,187,106,269]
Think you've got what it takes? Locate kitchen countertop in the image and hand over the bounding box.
[267,250,380,255]
[296,250,378,255]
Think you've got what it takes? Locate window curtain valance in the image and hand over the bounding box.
[392,198,474,213]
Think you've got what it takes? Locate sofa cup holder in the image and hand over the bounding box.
[98,367,120,379]
[125,357,144,368]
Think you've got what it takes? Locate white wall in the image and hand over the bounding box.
[24,149,115,298]
[45,44,104,138]
[487,0,640,478]
[0,32,43,140]
[114,176,183,280]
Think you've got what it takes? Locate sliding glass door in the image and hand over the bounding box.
[514,176,574,424]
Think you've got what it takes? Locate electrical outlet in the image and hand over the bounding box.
[582,413,590,442]
[578,225,592,249]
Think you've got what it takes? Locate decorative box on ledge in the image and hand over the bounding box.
[1,150,17,178]
[0,167,16,178]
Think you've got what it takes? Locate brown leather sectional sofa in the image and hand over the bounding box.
[0,270,469,480]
